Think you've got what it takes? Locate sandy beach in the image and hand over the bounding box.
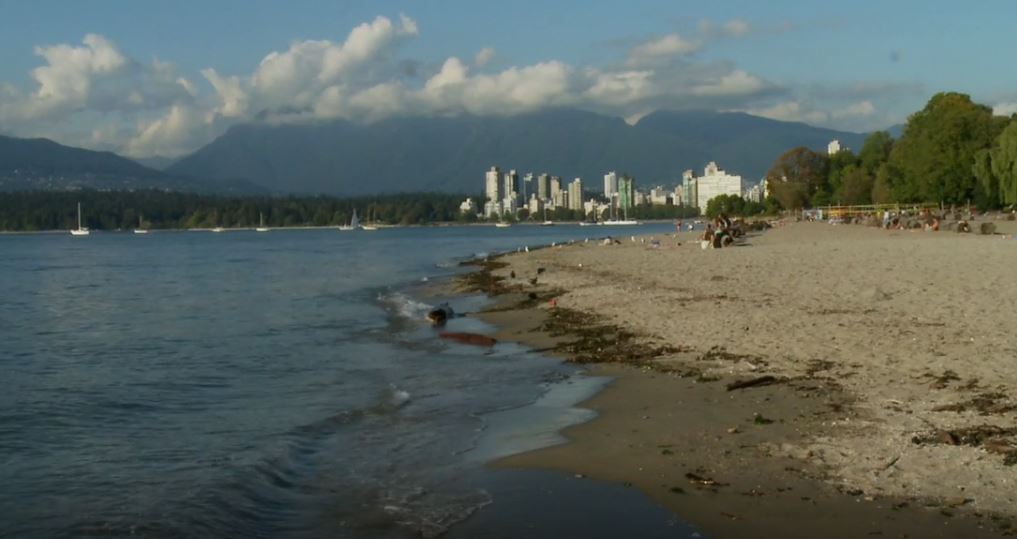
[464,221,1017,537]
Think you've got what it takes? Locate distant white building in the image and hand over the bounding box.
[695,162,747,209]
[528,194,543,216]
[536,173,550,200]
[827,139,842,155]
[485,166,501,203]
[603,171,618,198]
[743,182,764,203]
[459,197,477,214]
[503,170,519,205]
[550,176,563,208]
[649,186,670,206]
[484,200,502,218]
[568,178,584,211]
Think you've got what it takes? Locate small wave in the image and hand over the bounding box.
[377,291,432,321]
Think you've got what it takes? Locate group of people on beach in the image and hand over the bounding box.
[702,213,736,248]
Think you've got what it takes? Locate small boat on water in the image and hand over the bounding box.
[541,221,554,226]
[361,208,378,230]
[494,222,511,228]
[602,219,639,226]
[70,203,90,236]
[133,215,149,234]
[339,209,359,231]
[256,212,269,232]
[211,227,225,233]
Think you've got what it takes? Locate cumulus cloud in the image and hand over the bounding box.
[995,102,1017,117]
[627,34,700,66]
[474,47,495,67]
[0,13,791,157]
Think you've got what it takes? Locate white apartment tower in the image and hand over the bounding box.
[568,178,584,211]
[485,166,501,203]
[503,170,519,205]
[603,171,618,198]
[828,139,842,155]
[536,173,550,200]
[695,162,747,209]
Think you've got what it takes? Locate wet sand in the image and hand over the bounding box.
[463,221,1017,538]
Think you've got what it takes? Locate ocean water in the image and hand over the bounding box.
[0,224,696,538]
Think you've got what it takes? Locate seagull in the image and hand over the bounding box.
[524,246,529,252]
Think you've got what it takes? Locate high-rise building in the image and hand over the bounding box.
[603,171,618,198]
[828,140,842,155]
[618,175,635,211]
[503,170,519,205]
[485,166,501,203]
[695,162,747,209]
[568,178,583,211]
[528,193,543,217]
[522,173,532,203]
[550,176,562,207]
[537,173,550,200]
[681,169,697,208]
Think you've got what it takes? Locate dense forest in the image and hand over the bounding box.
[765,92,1017,210]
[0,191,481,231]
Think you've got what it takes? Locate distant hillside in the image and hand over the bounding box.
[166,108,870,195]
[131,155,178,171]
[0,135,260,193]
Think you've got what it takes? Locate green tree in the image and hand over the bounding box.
[858,131,894,174]
[990,120,1017,206]
[838,165,875,205]
[882,92,1007,204]
[765,147,829,209]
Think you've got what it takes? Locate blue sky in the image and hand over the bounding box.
[1,0,1015,157]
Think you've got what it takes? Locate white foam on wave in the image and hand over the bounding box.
[378,291,432,321]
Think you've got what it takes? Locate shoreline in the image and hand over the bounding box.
[456,223,1017,537]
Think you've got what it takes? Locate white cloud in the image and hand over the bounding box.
[0,14,790,157]
[474,47,495,67]
[723,20,751,37]
[627,34,700,66]
[832,100,876,119]
[744,100,828,125]
[994,102,1017,117]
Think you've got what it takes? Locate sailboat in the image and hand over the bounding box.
[133,214,149,234]
[541,205,554,226]
[70,203,90,236]
[603,199,638,226]
[256,212,269,232]
[339,209,359,231]
[361,208,378,231]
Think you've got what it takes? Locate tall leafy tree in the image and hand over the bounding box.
[990,120,1017,206]
[882,92,1006,204]
[858,131,894,174]
[765,147,829,209]
[839,165,875,205]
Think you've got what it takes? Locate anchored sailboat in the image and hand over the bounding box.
[133,214,149,234]
[70,203,90,236]
[339,209,359,231]
[256,212,269,232]
[361,208,378,231]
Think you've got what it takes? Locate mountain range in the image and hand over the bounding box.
[168,109,868,195]
[2,109,873,195]
[0,135,260,193]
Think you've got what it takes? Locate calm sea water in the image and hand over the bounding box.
[0,224,694,539]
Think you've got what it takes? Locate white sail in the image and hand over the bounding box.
[350,209,360,229]
[70,202,90,236]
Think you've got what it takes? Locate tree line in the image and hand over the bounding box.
[766,92,1017,210]
[0,191,480,231]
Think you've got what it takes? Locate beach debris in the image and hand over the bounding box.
[685,472,727,487]
[528,277,538,286]
[536,267,546,274]
[669,486,686,494]
[753,413,775,425]
[727,427,740,434]
[725,376,780,392]
[932,391,1017,415]
[912,425,1017,465]
[510,270,516,279]
[426,303,455,325]
[438,332,497,347]
[980,222,997,235]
